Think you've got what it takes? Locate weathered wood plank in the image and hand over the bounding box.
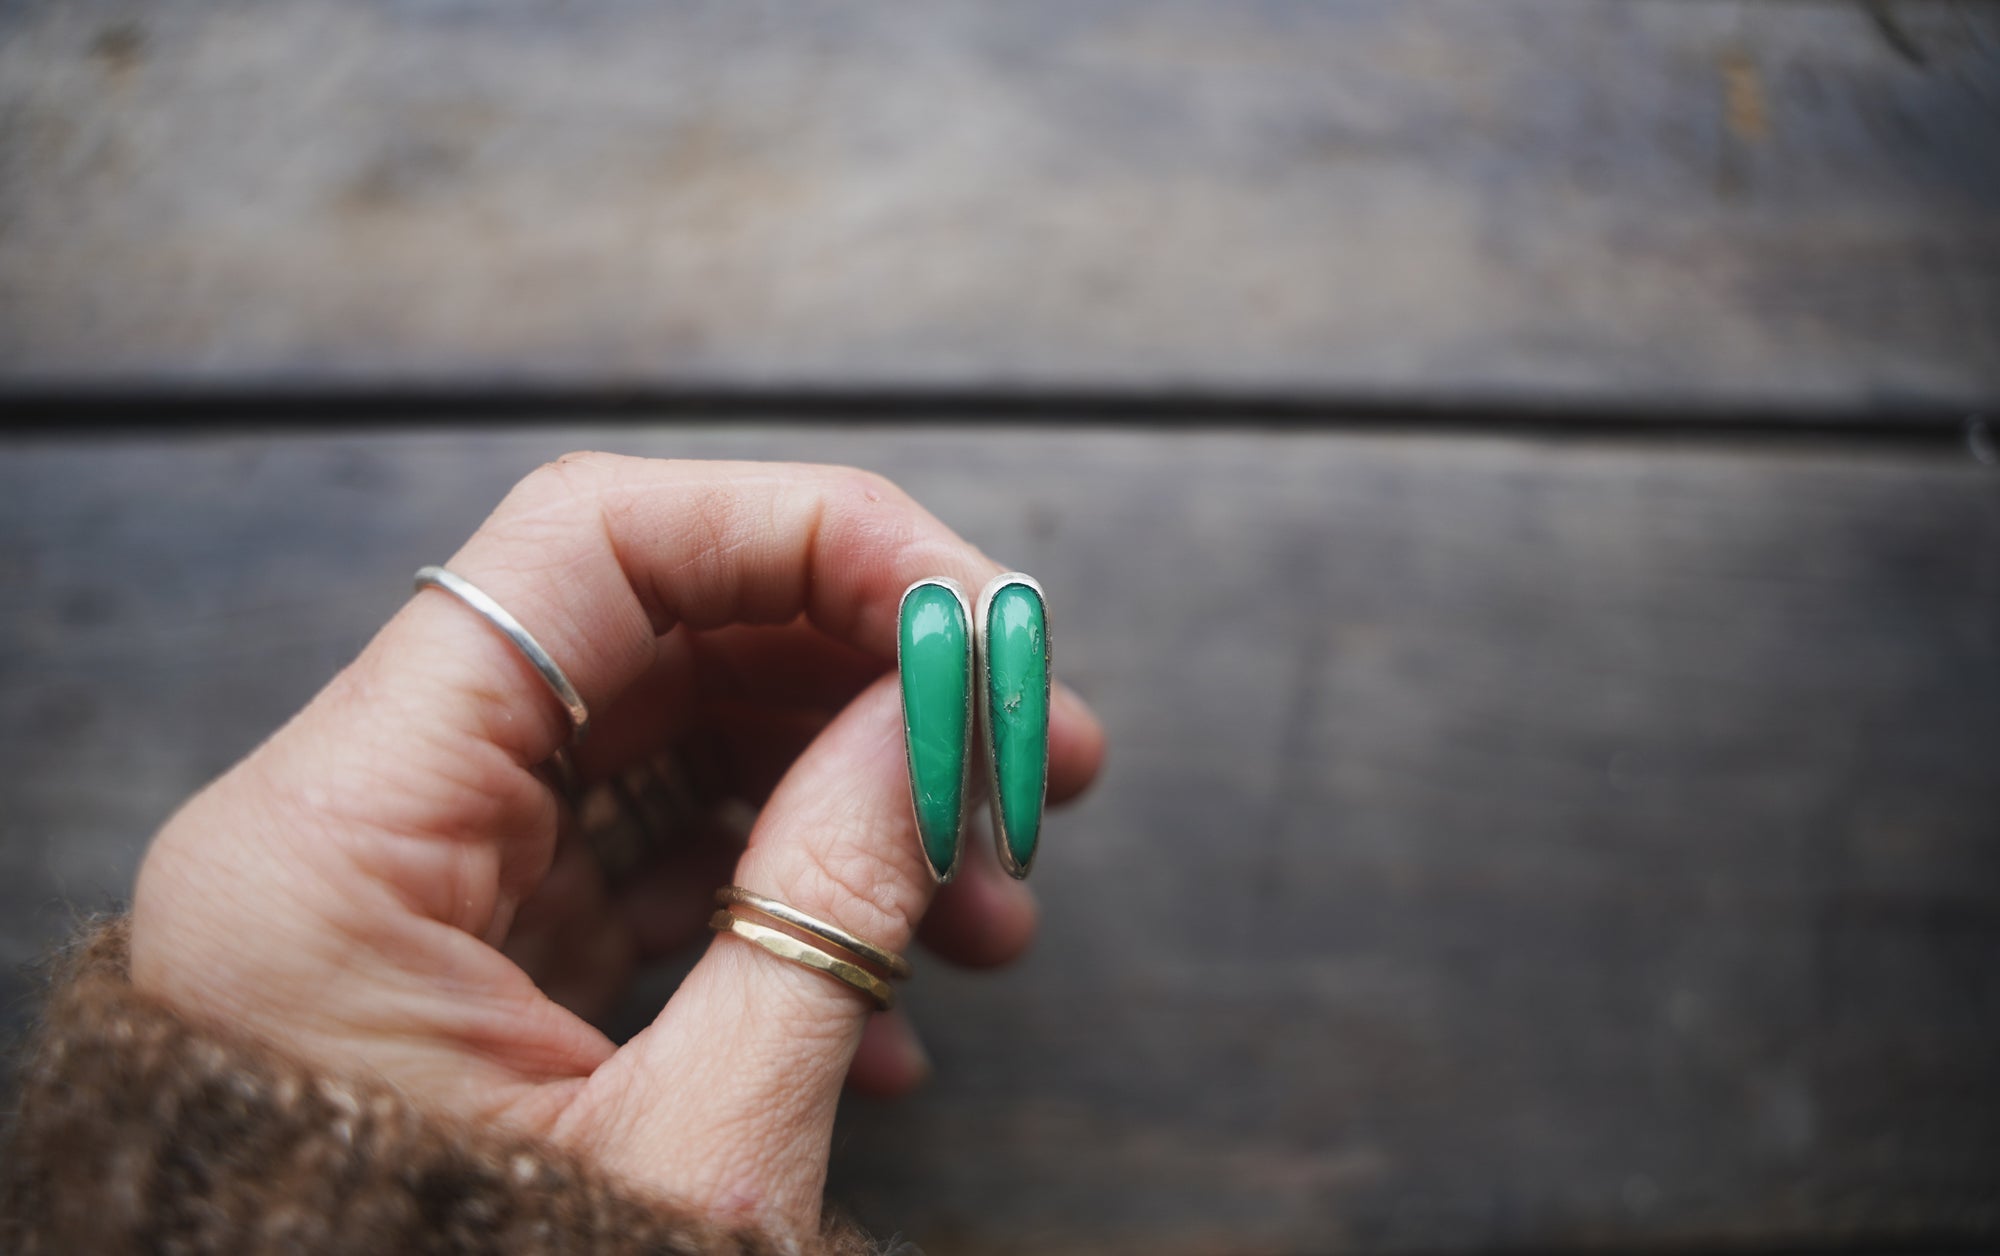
[2,427,1995,1252]
[1,0,1996,416]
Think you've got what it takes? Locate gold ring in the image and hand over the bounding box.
[708,911,897,1010]
[715,886,914,980]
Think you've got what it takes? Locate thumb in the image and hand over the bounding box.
[552,675,945,1235]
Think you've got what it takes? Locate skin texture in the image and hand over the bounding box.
[128,455,1106,1242]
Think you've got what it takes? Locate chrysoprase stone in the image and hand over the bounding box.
[984,581,1048,872]
[899,583,970,878]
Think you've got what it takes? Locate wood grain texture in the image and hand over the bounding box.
[1,0,1996,416]
[2,427,1996,1253]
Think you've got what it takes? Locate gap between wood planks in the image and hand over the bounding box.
[0,388,1994,457]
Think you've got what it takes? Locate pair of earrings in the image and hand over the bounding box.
[897,573,1049,882]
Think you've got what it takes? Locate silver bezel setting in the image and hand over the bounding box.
[975,572,1050,880]
[897,576,975,884]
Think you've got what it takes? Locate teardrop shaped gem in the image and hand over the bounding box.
[898,579,972,881]
[979,574,1049,878]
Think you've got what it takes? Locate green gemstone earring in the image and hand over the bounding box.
[898,577,974,883]
[976,573,1050,879]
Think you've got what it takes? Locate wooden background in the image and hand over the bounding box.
[3,1,1999,1253]
[3,0,1998,415]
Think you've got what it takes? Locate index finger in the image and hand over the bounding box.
[382,453,1006,771]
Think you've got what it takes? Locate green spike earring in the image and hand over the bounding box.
[977,573,1050,879]
[898,577,974,882]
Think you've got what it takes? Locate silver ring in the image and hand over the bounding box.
[412,565,590,744]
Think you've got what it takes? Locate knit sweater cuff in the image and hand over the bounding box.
[2,917,873,1255]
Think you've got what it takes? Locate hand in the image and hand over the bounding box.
[130,454,1107,1239]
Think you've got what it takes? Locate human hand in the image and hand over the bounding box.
[129,454,1107,1239]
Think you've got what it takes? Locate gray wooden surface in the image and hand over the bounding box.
[3,426,1996,1253]
[2,0,1997,417]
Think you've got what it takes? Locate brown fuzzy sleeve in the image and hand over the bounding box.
[1,918,876,1256]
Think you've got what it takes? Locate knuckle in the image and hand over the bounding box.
[508,450,623,513]
[823,464,912,514]
[781,833,917,949]
[785,461,897,507]
[811,467,927,555]
[486,452,631,553]
[841,464,902,500]
[550,448,625,476]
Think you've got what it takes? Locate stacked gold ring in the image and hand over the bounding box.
[708,886,910,1010]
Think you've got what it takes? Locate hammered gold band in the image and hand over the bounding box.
[715,885,914,981]
[709,912,899,1010]
[708,885,910,1011]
